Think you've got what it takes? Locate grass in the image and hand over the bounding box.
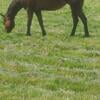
[0,0,100,99]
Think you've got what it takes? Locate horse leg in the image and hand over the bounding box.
[70,7,79,36]
[78,10,89,37]
[35,11,46,36]
[27,9,33,36]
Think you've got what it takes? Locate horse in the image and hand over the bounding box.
[0,0,89,37]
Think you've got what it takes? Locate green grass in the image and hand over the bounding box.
[0,0,100,99]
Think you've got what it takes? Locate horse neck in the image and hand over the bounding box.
[6,0,22,20]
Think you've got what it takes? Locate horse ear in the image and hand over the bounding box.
[0,13,5,18]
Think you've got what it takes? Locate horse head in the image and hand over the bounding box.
[0,13,15,33]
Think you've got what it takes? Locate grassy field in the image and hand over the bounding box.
[0,0,100,100]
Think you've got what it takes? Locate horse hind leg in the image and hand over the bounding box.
[78,10,89,37]
[70,7,79,36]
[70,0,89,37]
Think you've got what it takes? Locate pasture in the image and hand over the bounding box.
[0,0,100,99]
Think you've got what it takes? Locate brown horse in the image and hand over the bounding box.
[0,0,89,37]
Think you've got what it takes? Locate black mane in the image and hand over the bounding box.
[6,0,22,19]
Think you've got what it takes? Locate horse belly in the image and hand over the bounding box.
[35,0,66,11]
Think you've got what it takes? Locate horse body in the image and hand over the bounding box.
[0,0,89,37]
[22,0,67,10]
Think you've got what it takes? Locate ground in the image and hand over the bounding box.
[0,0,100,100]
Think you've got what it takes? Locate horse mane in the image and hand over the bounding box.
[6,0,22,19]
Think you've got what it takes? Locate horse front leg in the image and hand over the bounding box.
[27,9,33,36]
[35,11,46,36]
